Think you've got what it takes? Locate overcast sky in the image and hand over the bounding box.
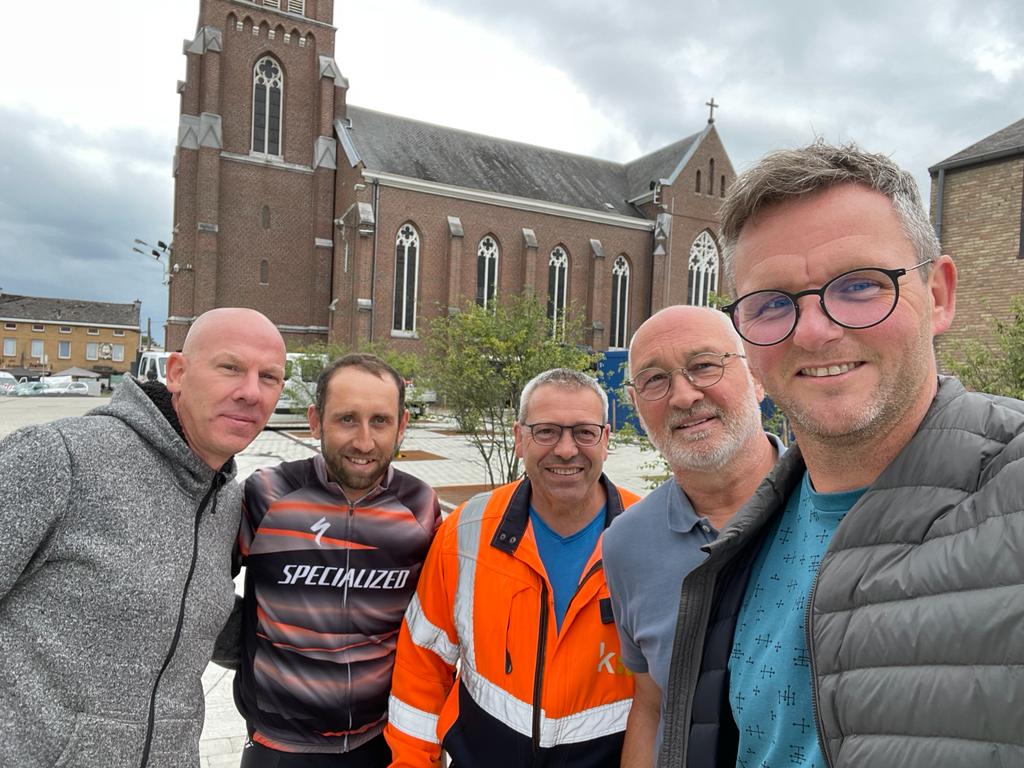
[2,0,1021,345]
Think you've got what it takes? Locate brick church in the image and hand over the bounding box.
[168,0,735,352]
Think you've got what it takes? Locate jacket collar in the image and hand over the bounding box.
[490,473,626,555]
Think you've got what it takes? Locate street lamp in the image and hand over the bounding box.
[132,238,172,285]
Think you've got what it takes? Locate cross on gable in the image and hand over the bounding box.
[706,97,719,123]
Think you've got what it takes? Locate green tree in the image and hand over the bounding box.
[945,297,1024,399]
[424,294,599,486]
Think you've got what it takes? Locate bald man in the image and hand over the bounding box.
[0,308,286,768]
[602,305,782,766]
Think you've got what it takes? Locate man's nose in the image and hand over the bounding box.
[552,427,580,459]
[790,296,844,351]
[666,370,704,411]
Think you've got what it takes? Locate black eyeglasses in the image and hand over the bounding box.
[722,260,932,346]
[522,422,606,446]
[626,352,745,401]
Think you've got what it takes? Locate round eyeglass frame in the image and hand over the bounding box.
[627,352,746,401]
[721,259,932,347]
[522,422,606,446]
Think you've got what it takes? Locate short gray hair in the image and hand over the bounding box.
[719,140,940,289]
[518,368,608,424]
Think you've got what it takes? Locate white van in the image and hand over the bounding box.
[137,351,171,385]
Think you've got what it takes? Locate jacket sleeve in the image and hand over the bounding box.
[385,513,462,768]
[0,425,72,603]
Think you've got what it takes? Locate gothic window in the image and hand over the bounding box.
[721,175,726,198]
[252,56,283,156]
[259,259,269,285]
[610,255,630,348]
[261,205,271,229]
[547,246,569,339]
[709,159,715,195]
[688,231,720,307]
[695,170,702,194]
[393,224,420,334]
[476,236,499,310]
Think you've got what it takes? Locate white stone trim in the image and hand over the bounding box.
[220,151,315,175]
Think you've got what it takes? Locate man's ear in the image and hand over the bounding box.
[396,408,411,446]
[165,352,187,394]
[307,404,322,438]
[513,421,525,459]
[929,255,957,336]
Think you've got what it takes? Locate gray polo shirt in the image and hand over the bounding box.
[602,433,784,750]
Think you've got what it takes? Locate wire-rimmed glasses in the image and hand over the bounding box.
[627,352,746,401]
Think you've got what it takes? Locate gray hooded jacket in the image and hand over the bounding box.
[659,376,1024,767]
[0,378,242,767]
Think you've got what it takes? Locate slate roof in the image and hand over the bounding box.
[930,116,1024,172]
[0,293,141,327]
[341,106,705,218]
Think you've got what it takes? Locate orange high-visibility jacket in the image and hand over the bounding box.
[385,475,640,767]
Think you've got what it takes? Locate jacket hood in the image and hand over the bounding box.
[88,377,236,491]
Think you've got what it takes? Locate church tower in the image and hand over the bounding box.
[168,0,345,350]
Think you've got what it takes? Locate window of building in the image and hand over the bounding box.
[287,0,305,15]
[30,340,44,360]
[476,236,499,310]
[695,170,702,194]
[688,231,720,307]
[3,322,15,330]
[113,329,125,337]
[708,159,715,196]
[264,0,280,8]
[548,246,569,339]
[112,344,125,362]
[58,341,71,359]
[252,56,283,156]
[32,324,44,332]
[59,326,71,334]
[86,342,99,361]
[610,255,630,348]
[393,224,420,335]
[260,259,270,285]
[2,338,14,356]
[87,327,99,336]
[721,175,726,198]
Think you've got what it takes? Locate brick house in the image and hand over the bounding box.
[0,293,141,378]
[168,0,736,353]
[929,116,1024,358]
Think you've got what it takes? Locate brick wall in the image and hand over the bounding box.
[930,157,1024,363]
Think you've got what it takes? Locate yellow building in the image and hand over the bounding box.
[0,293,141,379]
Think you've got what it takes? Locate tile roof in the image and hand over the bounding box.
[341,106,704,217]
[931,116,1024,171]
[0,293,141,327]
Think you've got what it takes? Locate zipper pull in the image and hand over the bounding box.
[505,649,513,674]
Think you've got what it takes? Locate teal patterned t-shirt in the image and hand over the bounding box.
[729,471,866,768]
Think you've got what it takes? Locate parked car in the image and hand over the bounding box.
[42,382,92,396]
[0,371,16,395]
[14,382,47,397]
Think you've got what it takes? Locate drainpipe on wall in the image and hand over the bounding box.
[933,168,945,243]
[369,178,380,341]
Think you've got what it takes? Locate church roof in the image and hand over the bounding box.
[340,106,705,218]
[930,116,1024,172]
[0,293,141,327]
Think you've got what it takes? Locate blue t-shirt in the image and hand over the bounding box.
[530,505,605,631]
[729,472,866,768]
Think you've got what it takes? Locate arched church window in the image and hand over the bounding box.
[548,247,569,339]
[476,236,499,310]
[709,159,715,195]
[721,175,726,198]
[695,170,702,194]
[259,259,269,285]
[252,56,283,156]
[393,224,420,334]
[610,255,630,348]
[688,231,720,307]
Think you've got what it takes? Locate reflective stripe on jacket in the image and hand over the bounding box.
[386,474,641,768]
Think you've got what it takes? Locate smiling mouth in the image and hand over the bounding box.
[546,466,583,476]
[799,362,861,378]
[346,456,377,467]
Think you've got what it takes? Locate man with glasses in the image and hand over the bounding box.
[385,369,640,768]
[659,142,1024,768]
[603,305,783,767]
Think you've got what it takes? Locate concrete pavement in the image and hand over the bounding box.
[0,395,653,766]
